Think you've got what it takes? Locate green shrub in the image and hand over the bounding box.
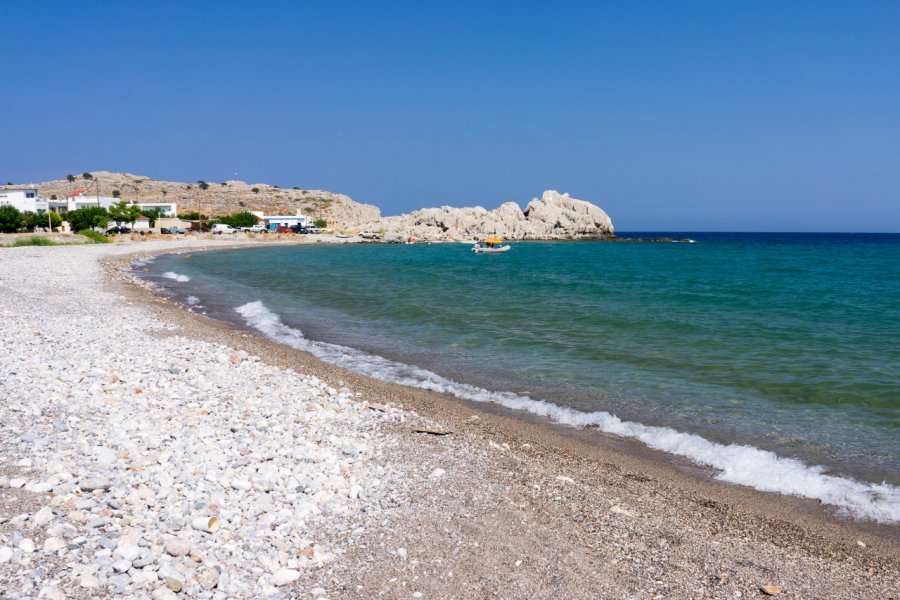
[13,236,56,246]
[217,211,260,228]
[77,229,111,243]
[0,205,23,232]
[66,206,109,232]
[313,218,328,228]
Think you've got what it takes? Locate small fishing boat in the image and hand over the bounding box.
[472,236,511,254]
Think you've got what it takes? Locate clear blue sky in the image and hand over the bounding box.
[2,1,898,231]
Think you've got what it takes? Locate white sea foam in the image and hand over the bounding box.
[131,256,157,268]
[235,300,900,523]
[162,271,191,283]
[185,296,201,306]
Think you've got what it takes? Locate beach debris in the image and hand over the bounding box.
[610,504,637,518]
[412,428,452,436]
[429,468,446,479]
[555,475,576,484]
[191,515,221,533]
[760,584,783,596]
[856,540,866,548]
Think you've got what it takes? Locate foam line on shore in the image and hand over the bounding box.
[162,271,191,282]
[235,300,900,523]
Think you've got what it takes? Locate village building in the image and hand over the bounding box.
[251,210,310,230]
[63,189,177,217]
[0,188,47,213]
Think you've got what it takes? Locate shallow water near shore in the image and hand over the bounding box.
[142,233,900,522]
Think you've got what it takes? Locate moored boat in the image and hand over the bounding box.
[472,236,511,254]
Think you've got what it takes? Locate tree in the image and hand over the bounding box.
[65,206,109,232]
[21,211,40,231]
[66,174,76,182]
[252,187,260,194]
[108,200,133,226]
[221,182,227,186]
[177,211,208,221]
[127,204,142,230]
[143,208,164,228]
[82,172,93,180]
[0,205,22,233]
[112,190,121,198]
[314,218,328,228]
[50,194,58,200]
[217,211,260,228]
[198,181,210,190]
[22,211,62,231]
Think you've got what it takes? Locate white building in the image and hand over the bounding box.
[0,188,47,213]
[251,210,310,230]
[64,189,176,216]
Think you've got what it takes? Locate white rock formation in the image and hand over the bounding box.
[359,190,614,240]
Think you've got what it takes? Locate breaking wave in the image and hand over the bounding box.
[235,300,900,523]
[162,271,191,283]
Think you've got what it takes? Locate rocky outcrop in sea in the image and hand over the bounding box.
[359,190,614,241]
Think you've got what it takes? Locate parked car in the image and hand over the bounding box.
[290,224,310,234]
[212,224,238,234]
[240,225,267,233]
[274,226,293,234]
[106,226,132,235]
[168,226,187,234]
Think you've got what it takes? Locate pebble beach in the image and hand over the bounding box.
[1,239,899,599]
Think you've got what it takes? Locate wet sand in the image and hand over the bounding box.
[107,239,900,599]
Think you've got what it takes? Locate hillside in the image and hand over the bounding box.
[4,171,381,229]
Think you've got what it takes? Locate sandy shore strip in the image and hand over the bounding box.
[1,240,898,599]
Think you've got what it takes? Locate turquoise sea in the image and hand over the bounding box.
[143,233,900,522]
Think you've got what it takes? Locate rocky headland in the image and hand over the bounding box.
[360,190,615,241]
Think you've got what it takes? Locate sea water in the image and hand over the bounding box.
[144,233,900,522]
